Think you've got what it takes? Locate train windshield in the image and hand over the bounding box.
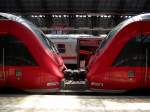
[23,20,58,52]
[99,27,118,49]
[97,19,132,51]
[0,13,57,53]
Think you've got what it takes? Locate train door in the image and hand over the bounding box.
[142,35,150,88]
[110,35,145,90]
[0,37,6,87]
[78,38,101,69]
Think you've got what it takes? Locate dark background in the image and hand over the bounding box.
[0,0,149,35]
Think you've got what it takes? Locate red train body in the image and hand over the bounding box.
[0,13,65,93]
[87,13,150,92]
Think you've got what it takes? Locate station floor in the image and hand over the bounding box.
[0,95,150,112]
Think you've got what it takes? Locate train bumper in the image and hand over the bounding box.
[24,88,60,93]
[90,88,127,93]
[87,80,126,93]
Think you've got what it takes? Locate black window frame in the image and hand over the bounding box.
[112,35,146,67]
[0,35,38,66]
[57,44,66,53]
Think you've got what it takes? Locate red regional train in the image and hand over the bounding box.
[0,13,65,93]
[87,13,150,93]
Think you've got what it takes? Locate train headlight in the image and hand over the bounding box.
[47,82,59,86]
[91,82,103,87]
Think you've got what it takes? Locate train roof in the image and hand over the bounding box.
[133,13,150,21]
[97,13,150,50]
[116,13,150,30]
[0,13,22,21]
[0,13,38,31]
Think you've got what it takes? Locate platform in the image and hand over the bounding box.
[0,95,150,112]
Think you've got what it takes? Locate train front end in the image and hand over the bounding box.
[0,13,65,93]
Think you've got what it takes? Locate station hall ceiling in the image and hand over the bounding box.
[0,0,150,14]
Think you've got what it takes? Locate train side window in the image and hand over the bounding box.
[57,44,66,53]
[112,36,145,66]
[0,35,37,66]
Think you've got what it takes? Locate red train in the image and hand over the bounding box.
[87,13,150,93]
[0,13,65,93]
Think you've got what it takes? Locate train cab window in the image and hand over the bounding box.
[23,20,57,53]
[57,44,66,53]
[0,35,37,66]
[98,20,128,50]
[113,36,146,66]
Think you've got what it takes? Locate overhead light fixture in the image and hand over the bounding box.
[76,15,79,17]
[31,15,34,18]
[79,15,83,18]
[107,15,111,18]
[82,15,86,18]
[55,15,58,18]
[58,15,61,18]
[87,15,92,17]
[104,15,107,18]
[100,15,104,18]
[63,15,67,17]
[39,15,42,18]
